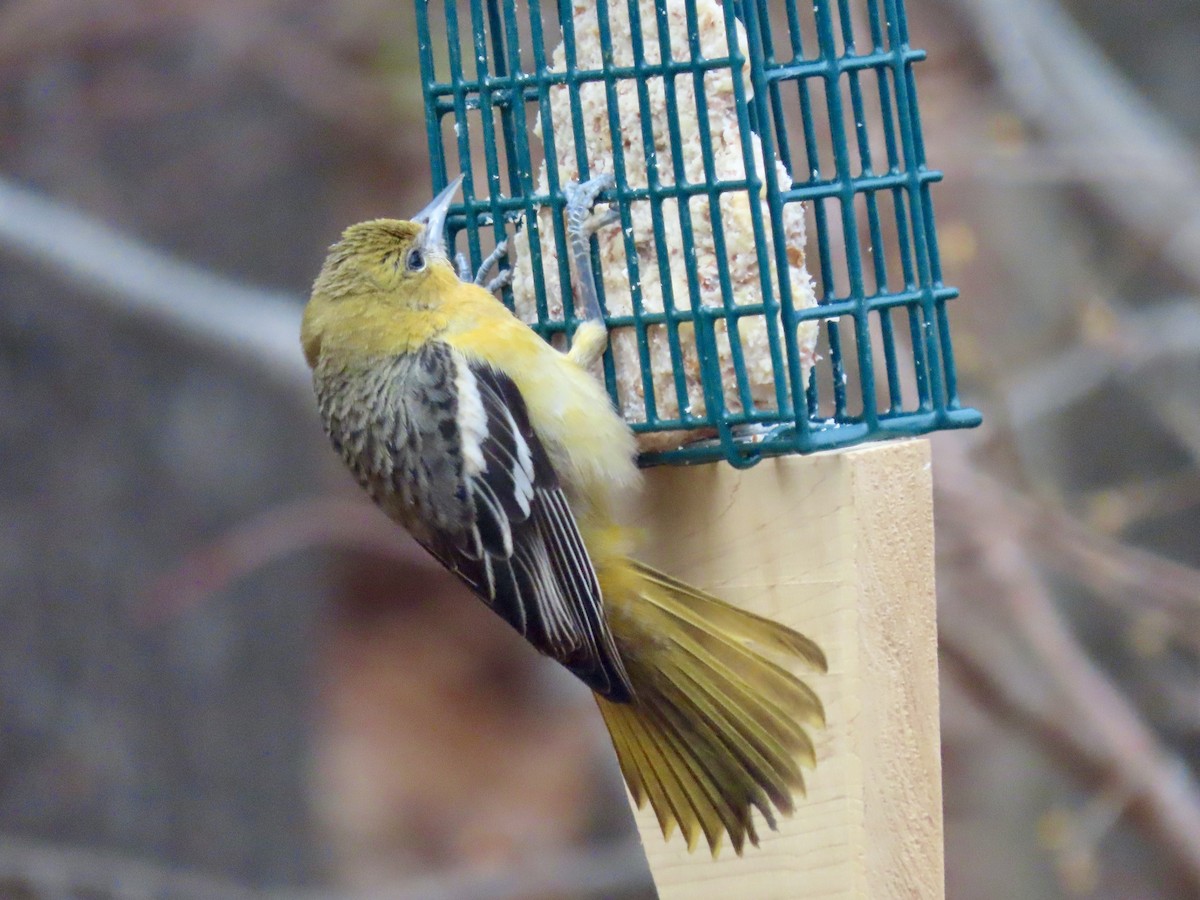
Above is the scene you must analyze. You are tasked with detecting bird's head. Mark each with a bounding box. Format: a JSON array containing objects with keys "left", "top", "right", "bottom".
[{"left": 302, "top": 176, "right": 463, "bottom": 368}]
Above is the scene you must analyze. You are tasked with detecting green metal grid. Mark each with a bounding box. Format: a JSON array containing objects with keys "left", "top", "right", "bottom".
[{"left": 414, "top": 0, "right": 981, "bottom": 468}]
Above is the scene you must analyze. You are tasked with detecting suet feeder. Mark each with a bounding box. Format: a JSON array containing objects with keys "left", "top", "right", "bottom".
[
  {"left": 413, "top": 0, "right": 975, "bottom": 895},
  {"left": 415, "top": 0, "right": 980, "bottom": 468}
]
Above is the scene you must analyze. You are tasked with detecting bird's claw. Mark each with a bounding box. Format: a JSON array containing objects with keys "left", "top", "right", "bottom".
[
  {"left": 473, "top": 239, "right": 510, "bottom": 293},
  {"left": 564, "top": 173, "right": 617, "bottom": 240}
]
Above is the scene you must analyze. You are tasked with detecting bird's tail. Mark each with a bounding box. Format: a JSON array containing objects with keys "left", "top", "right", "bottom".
[{"left": 594, "top": 554, "right": 827, "bottom": 857}]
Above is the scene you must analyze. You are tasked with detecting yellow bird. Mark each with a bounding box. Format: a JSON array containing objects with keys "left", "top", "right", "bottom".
[{"left": 300, "top": 176, "right": 826, "bottom": 855}]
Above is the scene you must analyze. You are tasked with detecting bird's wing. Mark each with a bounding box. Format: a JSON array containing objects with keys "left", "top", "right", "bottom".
[{"left": 396, "top": 341, "right": 633, "bottom": 702}]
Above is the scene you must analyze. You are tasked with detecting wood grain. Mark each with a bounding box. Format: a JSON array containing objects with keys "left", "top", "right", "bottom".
[{"left": 627, "top": 440, "right": 942, "bottom": 899}]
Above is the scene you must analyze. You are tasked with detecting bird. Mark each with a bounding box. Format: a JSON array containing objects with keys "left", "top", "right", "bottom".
[{"left": 300, "top": 175, "right": 827, "bottom": 856}]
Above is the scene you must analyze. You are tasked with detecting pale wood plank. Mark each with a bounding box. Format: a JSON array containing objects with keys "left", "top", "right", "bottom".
[{"left": 627, "top": 439, "right": 942, "bottom": 899}]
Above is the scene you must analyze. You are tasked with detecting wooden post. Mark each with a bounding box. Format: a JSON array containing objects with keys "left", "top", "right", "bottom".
[{"left": 627, "top": 439, "right": 942, "bottom": 899}]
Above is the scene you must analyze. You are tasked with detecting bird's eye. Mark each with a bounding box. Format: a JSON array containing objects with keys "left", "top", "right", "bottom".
[{"left": 406, "top": 248, "right": 426, "bottom": 272}]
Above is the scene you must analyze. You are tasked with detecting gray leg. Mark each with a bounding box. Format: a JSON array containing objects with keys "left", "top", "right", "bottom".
[
  {"left": 455, "top": 252, "right": 472, "bottom": 282},
  {"left": 563, "top": 173, "right": 618, "bottom": 326},
  {"left": 563, "top": 174, "right": 619, "bottom": 368}
]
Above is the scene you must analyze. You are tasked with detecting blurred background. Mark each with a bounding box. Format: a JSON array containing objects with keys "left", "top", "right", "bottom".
[{"left": 2, "top": 0, "right": 1200, "bottom": 897}]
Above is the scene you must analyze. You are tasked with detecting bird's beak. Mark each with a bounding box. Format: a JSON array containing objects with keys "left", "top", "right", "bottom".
[{"left": 411, "top": 174, "right": 464, "bottom": 257}]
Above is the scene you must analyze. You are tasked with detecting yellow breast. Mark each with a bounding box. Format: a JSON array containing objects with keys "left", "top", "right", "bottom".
[{"left": 442, "top": 283, "right": 641, "bottom": 524}]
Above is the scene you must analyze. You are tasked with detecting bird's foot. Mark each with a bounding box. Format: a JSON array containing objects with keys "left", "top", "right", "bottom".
[
  {"left": 563, "top": 174, "right": 619, "bottom": 364},
  {"left": 473, "top": 239, "right": 511, "bottom": 294},
  {"left": 483, "top": 268, "right": 513, "bottom": 295},
  {"left": 456, "top": 241, "right": 511, "bottom": 296},
  {"left": 564, "top": 173, "right": 619, "bottom": 244}
]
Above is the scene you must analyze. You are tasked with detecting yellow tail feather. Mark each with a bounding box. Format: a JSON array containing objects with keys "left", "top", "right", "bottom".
[{"left": 596, "top": 557, "right": 826, "bottom": 856}]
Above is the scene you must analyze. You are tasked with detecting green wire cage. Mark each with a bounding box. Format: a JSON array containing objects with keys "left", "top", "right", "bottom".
[{"left": 414, "top": 0, "right": 981, "bottom": 467}]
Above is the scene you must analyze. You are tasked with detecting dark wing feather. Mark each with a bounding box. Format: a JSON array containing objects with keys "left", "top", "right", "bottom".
[{"left": 401, "top": 343, "right": 633, "bottom": 702}]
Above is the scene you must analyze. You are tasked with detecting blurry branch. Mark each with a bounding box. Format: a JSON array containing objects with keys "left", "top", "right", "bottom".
[
  {"left": 1080, "top": 471, "right": 1200, "bottom": 536},
  {"left": 0, "top": 833, "right": 650, "bottom": 900},
  {"left": 999, "top": 293, "right": 1200, "bottom": 526},
  {"left": 1030, "top": 499, "right": 1200, "bottom": 649},
  {"left": 1003, "top": 298, "right": 1200, "bottom": 428},
  {"left": 950, "top": 0, "right": 1200, "bottom": 289},
  {"left": 1134, "top": 370, "right": 1200, "bottom": 470},
  {"left": 143, "top": 496, "right": 436, "bottom": 625},
  {"left": 947, "top": 148, "right": 1200, "bottom": 188},
  {"left": 0, "top": 834, "right": 264, "bottom": 900},
  {"left": 935, "top": 436, "right": 1200, "bottom": 887},
  {"left": 0, "top": 176, "right": 309, "bottom": 390}
]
